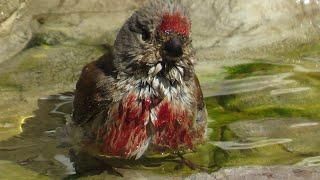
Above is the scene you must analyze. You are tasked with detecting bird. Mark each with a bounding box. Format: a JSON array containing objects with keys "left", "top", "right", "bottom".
[{"left": 72, "top": 0, "right": 207, "bottom": 161}]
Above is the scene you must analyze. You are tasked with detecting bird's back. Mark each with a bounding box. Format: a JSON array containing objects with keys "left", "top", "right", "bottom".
[{"left": 73, "top": 48, "right": 116, "bottom": 126}]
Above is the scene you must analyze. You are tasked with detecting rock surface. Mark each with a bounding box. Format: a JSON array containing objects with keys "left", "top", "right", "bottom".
[
  {"left": 187, "top": 166, "right": 320, "bottom": 180},
  {"left": 184, "top": 0, "right": 320, "bottom": 59},
  {"left": 1, "top": 0, "right": 320, "bottom": 63},
  {"left": 0, "top": 0, "right": 31, "bottom": 63},
  {"left": 0, "top": 0, "right": 145, "bottom": 63}
]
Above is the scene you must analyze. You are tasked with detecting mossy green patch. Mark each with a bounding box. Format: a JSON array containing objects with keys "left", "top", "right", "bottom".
[
  {"left": 202, "top": 55, "right": 320, "bottom": 168},
  {"left": 225, "top": 62, "right": 293, "bottom": 79},
  {"left": 0, "top": 45, "right": 106, "bottom": 91},
  {"left": 292, "top": 72, "right": 320, "bottom": 89},
  {"left": 279, "top": 42, "right": 320, "bottom": 60},
  {"left": 0, "top": 73, "right": 23, "bottom": 91},
  {"left": 0, "top": 161, "right": 49, "bottom": 180},
  {"left": 219, "top": 145, "right": 302, "bottom": 167},
  {"left": 27, "top": 31, "right": 69, "bottom": 47}
]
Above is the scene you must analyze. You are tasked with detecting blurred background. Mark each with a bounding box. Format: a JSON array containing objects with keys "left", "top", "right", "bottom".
[{"left": 0, "top": 0, "right": 320, "bottom": 179}]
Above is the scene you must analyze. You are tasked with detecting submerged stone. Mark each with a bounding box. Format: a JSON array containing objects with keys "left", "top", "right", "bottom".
[{"left": 227, "top": 118, "right": 320, "bottom": 154}]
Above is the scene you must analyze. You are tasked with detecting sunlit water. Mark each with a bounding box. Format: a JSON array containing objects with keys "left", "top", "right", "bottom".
[{"left": 1, "top": 44, "right": 320, "bottom": 179}]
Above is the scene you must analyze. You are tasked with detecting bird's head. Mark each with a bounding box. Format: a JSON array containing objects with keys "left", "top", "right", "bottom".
[{"left": 114, "top": 0, "right": 195, "bottom": 84}]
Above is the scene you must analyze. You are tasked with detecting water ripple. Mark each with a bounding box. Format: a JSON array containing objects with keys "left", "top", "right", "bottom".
[
  {"left": 271, "top": 87, "right": 311, "bottom": 96},
  {"left": 210, "top": 138, "right": 293, "bottom": 150},
  {"left": 296, "top": 156, "right": 320, "bottom": 167},
  {"left": 204, "top": 73, "right": 295, "bottom": 97}
]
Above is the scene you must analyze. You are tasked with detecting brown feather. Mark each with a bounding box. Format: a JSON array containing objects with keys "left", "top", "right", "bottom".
[{"left": 73, "top": 49, "right": 117, "bottom": 125}]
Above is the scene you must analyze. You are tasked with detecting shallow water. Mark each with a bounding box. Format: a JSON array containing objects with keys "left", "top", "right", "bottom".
[{"left": 1, "top": 43, "right": 320, "bottom": 178}]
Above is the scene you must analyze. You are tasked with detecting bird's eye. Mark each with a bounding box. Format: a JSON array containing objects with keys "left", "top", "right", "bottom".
[
  {"left": 131, "top": 21, "right": 152, "bottom": 42},
  {"left": 141, "top": 29, "right": 151, "bottom": 41}
]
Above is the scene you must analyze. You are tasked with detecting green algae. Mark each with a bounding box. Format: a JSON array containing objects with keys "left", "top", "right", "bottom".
[
  {"left": 218, "top": 145, "right": 302, "bottom": 167},
  {"left": 201, "top": 49, "right": 320, "bottom": 168},
  {"left": 0, "top": 161, "right": 49, "bottom": 180},
  {"left": 0, "top": 45, "right": 106, "bottom": 90},
  {"left": 0, "top": 44, "right": 106, "bottom": 148},
  {"left": 225, "top": 62, "right": 293, "bottom": 79},
  {"left": 278, "top": 42, "right": 320, "bottom": 60}
]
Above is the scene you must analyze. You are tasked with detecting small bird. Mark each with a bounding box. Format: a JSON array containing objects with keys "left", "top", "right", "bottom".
[{"left": 73, "top": 0, "right": 207, "bottom": 160}]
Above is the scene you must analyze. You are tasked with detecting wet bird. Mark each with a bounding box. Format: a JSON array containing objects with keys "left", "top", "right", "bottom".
[{"left": 72, "top": 0, "right": 207, "bottom": 161}]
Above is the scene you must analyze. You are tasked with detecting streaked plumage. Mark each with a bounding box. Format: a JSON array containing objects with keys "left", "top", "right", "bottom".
[{"left": 73, "top": 0, "right": 207, "bottom": 159}]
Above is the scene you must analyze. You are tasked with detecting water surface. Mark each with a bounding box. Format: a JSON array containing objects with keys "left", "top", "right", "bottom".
[{"left": 0, "top": 43, "right": 320, "bottom": 179}]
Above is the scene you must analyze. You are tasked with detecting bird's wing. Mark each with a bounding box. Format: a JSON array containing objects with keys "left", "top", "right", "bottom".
[
  {"left": 193, "top": 75, "right": 207, "bottom": 124},
  {"left": 193, "top": 75, "right": 205, "bottom": 110},
  {"left": 72, "top": 50, "right": 117, "bottom": 125}
]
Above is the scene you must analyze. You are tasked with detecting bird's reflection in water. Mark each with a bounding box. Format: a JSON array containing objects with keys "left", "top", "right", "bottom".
[{"left": 0, "top": 93, "right": 74, "bottom": 178}]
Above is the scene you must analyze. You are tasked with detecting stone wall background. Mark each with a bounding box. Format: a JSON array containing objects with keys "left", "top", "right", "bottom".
[
  {"left": 0, "top": 1, "right": 320, "bottom": 179},
  {"left": 0, "top": 0, "right": 320, "bottom": 63}
]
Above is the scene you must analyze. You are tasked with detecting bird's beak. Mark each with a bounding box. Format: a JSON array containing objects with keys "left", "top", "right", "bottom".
[{"left": 163, "top": 36, "right": 183, "bottom": 61}]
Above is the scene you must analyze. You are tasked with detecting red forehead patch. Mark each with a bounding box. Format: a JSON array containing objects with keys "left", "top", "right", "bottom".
[{"left": 158, "top": 13, "right": 190, "bottom": 37}]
